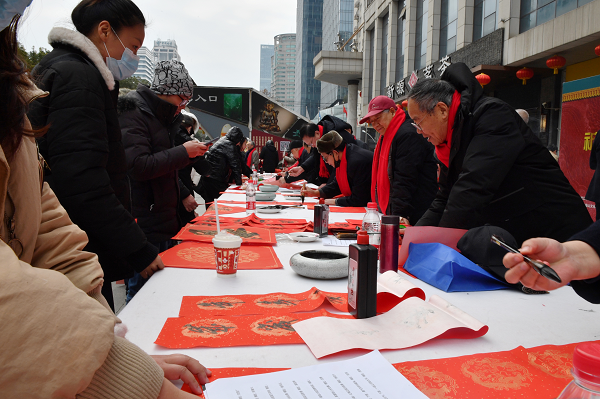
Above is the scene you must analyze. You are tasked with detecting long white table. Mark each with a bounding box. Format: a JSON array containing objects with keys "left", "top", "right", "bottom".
[{"left": 118, "top": 188, "right": 599, "bottom": 371}]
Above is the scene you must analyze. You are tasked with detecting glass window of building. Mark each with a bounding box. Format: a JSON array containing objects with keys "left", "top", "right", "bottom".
[
  {"left": 414, "top": 0, "right": 428, "bottom": 70},
  {"left": 473, "top": 0, "right": 497, "bottom": 40},
  {"left": 380, "top": 14, "right": 389, "bottom": 95},
  {"left": 369, "top": 28, "right": 375, "bottom": 100},
  {"left": 439, "top": 0, "right": 458, "bottom": 57},
  {"left": 519, "top": 0, "right": 591, "bottom": 33},
  {"left": 395, "top": 1, "right": 406, "bottom": 81}
]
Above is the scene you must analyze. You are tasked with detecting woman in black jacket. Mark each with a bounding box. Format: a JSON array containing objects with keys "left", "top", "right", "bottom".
[
  {"left": 259, "top": 140, "right": 280, "bottom": 173},
  {"left": 28, "top": 0, "right": 162, "bottom": 310}
]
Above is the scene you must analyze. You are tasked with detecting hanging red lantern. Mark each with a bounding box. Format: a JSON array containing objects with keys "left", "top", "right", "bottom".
[
  {"left": 401, "top": 100, "right": 408, "bottom": 109},
  {"left": 546, "top": 55, "right": 566, "bottom": 74},
  {"left": 595, "top": 44, "right": 600, "bottom": 57},
  {"left": 475, "top": 73, "right": 491, "bottom": 88},
  {"left": 516, "top": 67, "right": 534, "bottom": 85}
]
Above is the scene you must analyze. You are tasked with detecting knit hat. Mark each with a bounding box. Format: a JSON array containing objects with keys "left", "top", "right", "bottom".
[
  {"left": 316, "top": 131, "right": 344, "bottom": 153},
  {"left": 150, "top": 60, "right": 194, "bottom": 97},
  {"left": 288, "top": 140, "right": 304, "bottom": 151}
]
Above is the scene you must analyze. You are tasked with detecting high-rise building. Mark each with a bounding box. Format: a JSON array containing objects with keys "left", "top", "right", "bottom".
[
  {"left": 133, "top": 46, "right": 154, "bottom": 84},
  {"left": 260, "top": 44, "right": 274, "bottom": 94},
  {"left": 320, "top": 0, "right": 354, "bottom": 108},
  {"left": 271, "top": 34, "right": 297, "bottom": 110},
  {"left": 152, "top": 39, "right": 181, "bottom": 64},
  {"left": 295, "top": 0, "right": 323, "bottom": 118}
]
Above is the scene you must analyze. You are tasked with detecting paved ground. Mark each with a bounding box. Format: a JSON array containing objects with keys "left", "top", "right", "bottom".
[{"left": 114, "top": 191, "right": 206, "bottom": 315}]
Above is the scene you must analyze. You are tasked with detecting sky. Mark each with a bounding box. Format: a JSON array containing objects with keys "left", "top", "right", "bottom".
[{"left": 17, "top": 0, "right": 298, "bottom": 90}]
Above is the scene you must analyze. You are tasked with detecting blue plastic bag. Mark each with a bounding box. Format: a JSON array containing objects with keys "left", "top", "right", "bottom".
[{"left": 404, "top": 242, "right": 510, "bottom": 292}]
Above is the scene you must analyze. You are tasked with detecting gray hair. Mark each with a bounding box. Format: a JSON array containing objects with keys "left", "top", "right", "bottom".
[
  {"left": 408, "top": 79, "right": 455, "bottom": 114},
  {"left": 248, "top": 140, "right": 255, "bottom": 147}
]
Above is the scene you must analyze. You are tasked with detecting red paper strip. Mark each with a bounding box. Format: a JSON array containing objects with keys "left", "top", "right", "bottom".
[
  {"left": 179, "top": 288, "right": 349, "bottom": 317},
  {"left": 306, "top": 204, "right": 366, "bottom": 213},
  {"left": 173, "top": 225, "right": 277, "bottom": 245},
  {"left": 204, "top": 204, "right": 247, "bottom": 215},
  {"left": 160, "top": 242, "right": 283, "bottom": 270},
  {"left": 155, "top": 310, "right": 352, "bottom": 349}
]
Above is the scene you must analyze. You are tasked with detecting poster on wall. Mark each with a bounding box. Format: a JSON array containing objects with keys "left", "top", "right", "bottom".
[
  {"left": 252, "top": 130, "right": 290, "bottom": 155},
  {"left": 251, "top": 92, "right": 298, "bottom": 137},
  {"left": 560, "top": 74, "right": 600, "bottom": 220},
  {"left": 189, "top": 87, "right": 250, "bottom": 124}
]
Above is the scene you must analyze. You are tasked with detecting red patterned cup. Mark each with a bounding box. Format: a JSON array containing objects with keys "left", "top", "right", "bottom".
[{"left": 212, "top": 231, "right": 243, "bottom": 277}]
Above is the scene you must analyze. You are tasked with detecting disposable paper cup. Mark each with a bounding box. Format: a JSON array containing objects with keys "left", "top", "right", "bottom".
[{"left": 212, "top": 231, "right": 243, "bottom": 277}]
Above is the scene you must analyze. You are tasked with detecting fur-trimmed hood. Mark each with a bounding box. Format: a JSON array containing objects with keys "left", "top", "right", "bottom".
[{"left": 47, "top": 27, "right": 115, "bottom": 90}]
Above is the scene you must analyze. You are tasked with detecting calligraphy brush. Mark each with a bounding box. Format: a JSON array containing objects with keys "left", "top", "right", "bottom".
[{"left": 301, "top": 183, "right": 306, "bottom": 205}]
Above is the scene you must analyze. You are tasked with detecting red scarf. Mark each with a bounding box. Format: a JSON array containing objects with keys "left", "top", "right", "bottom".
[
  {"left": 317, "top": 125, "right": 330, "bottom": 179},
  {"left": 435, "top": 91, "right": 461, "bottom": 168},
  {"left": 371, "top": 106, "right": 406, "bottom": 214},
  {"left": 336, "top": 147, "right": 351, "bottom": 196},
  {"left": 246, "top": 147, "right": 256, "bottom": 167}
]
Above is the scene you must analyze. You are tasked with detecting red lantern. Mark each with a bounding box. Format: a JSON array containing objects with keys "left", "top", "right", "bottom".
[
  {"left": 546, "top": 55, "right": 566, "bottom": 74},
  {"left": 595, "top": 44, "right": 600, "bottom": 57},
  {"left": 401, "top": 100, "right": 408, "bottom": 109},
  {"left": 516, "top": 67, "right": 534, "bottom": 85},
  {"left": 475, "top": 73, "right": 491, "bottom": 88}
]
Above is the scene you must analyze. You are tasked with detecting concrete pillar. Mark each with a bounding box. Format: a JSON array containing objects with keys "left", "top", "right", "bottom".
[{"left": 348, "top": 80, "right": 359, "bottom": 138}]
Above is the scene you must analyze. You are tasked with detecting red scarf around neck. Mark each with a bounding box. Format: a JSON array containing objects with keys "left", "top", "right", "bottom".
[
  {"left": 246, "top": 147, "right": 256, "bottom": 167},
  {"left": 371, "top": 106, "right": 406, "bottom": 214},
  {"left": 290, "top": 146, "right": 304, "bottom": 168},
  {"left": 435, "top": 91, "right": 461, "bottom": 168},
  {"left": 317, "top": 125, "right": 330, "bottom": 179},
  {"left": 336, "top": 146, "right": 351, "bottom": 197}
]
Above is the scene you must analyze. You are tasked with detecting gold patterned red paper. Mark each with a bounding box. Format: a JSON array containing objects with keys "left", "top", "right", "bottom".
[
  {"left": 172, "top": 224, "right": 276, "bottom": 245},
  {"left": 160, "top": 242, "right": 283, "bottom": 270},
  {"left": 179, "top": 288, "right": 349, "bottom": 317},
  {"left": 155, "top": 310, "right": 352, "bottom": 349},
  {"left": 204, "top": 204, "right": 247, "bottom": 215}
]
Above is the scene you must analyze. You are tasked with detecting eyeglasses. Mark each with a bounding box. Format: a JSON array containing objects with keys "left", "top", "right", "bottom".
[
  {"left": 411, "top": 114, "right": 429, "bottom": 132},
  {"left": 178, "top": 95, "right": 191, "bottom": 107},
  {"left": 321, "top": 152, "right": 332, "bottom": 162}
]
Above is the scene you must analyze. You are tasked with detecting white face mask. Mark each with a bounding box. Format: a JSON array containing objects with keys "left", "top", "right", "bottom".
[{"left": 104, "top": 28, "right": 140, "bottom": 81}]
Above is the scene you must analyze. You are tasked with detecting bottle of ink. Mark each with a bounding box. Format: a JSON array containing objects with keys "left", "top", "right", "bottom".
[
  {"left": 348, "top": 230, "right": 378, "bottom": 319},
  {"left": 379, "top": 215, "right": 400, "bottom": 273},
  {"left": 313, "top": 198, "right": 329, "bottom": 237}
]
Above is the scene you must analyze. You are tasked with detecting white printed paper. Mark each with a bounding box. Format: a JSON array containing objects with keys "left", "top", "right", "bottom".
[
  {"left": 204, "top": 351, "right": 427, "bottom": 399},
  {"left": 322, "top": 237, "right": 356, "bottom": 246}
]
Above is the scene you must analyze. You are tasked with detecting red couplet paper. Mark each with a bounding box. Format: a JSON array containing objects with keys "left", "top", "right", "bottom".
[
  {"left": 204, "top": 204, "right": 247, "bottom": 215},
  {"left": 160, "top": 242, "right": 283, "bottom": 270},
  {"left": 179, "top": 288, "right": 349, "bottom": 317},
  {"left": 155, "top": 310, "right": 352, "bottom": 349},
  {"left": 305, "top": 204, "right": 366, "bottom": 213},
  {"left": 172, "top": 225, "right": 277, "bottom": 245}
]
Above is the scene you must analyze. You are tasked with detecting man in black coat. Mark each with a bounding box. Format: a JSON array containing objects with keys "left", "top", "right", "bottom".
[
  {"left": 119, "top": 60, "right": 207, "bottom": 301},
  {"left": 361, "top": 96, "right": 438, "bottom": 224},
  {"left": 195, "top": 126, "right": 247, "bottom": 203},
  {"left": 259, "top": 140, "right": 280, "bottom": 173},
  {"left": 302, "top": 131, "right": 373, "bottom": 207},
  {"left": 276, "top": 141, "right": 319, "bottom": 185},
  {"left": 408, "top": 62, "right": 592, "bottom": 244},
  {"left": 585, "top": 131, "right": 600, "bottom": 220}
]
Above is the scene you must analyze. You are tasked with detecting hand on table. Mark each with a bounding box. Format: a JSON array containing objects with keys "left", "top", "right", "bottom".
[
  {"left": 288, "top": 166, "right": 304, "bottom": 177},
  {"left": 151, "top": 354, "right": 212, "bottom": 396},
  {"left": 182, "top": 194, "right": 198, "bottom": 212},
  {"left": 183, "top": 141, "right": 208, "bottom": 158},
  {"left": 503, "top": 238, "right": 600, "bottom": 292},
  {"left": 301, "top": 188, "right": 320, "bottom": 197},
  {"left": 141, "top": 255, "right": 165, "bottom": 279},
  {"left": 324, "top": 199, "right": 336, "bottom": 205}
]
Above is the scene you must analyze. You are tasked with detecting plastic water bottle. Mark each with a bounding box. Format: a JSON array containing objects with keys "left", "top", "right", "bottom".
[
  {"left": 246, "top": 181, "right": 256, "bottom": 214},
  {"left": 251, "top": 166, "right": 258, "bottom": 186},
  {"left": 362, "top": 202, "right": 381, "bottom": 246},
  {"left": 556, "top": 342, "right": 600, "bottom": 399}
]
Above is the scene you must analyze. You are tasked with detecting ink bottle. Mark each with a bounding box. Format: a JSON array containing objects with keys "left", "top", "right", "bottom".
[
  {"left": 348, "top": 230, "right": 378, "bottom": 319},
  {"left": 313, "top": 198, "right": 329, "bottom": 237},
  {"left": 379, "top": 215, "right": 400, "bottom": 273}
]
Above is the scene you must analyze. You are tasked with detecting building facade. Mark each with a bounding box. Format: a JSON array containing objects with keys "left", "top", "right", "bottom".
[
  {"left": 260, "top": 44, "right": 275, "bottom": 94},
  {"left": 152, "top": 39, "right": 181, "bottom": 64},
  {"left": 320, "top": 0, "right": 355, "bottom": 108},
  {"left": 132, "top": 46, "right": 154, "bottom": 84},
  {"left": 295, "top": 0, "right": 324, "bottom": 118},
  {"left": 348, "top": 0, "right": 600, "bottom": 146},
  {"left": 271, "top": 34, "right": 297, "bottom": 110}
]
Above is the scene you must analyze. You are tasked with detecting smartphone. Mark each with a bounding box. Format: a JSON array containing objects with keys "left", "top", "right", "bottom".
[
  {"left": 491, "top": 235, "right": 562, "bottom": 283},
  {"left": 203, "top": 137, "right": 220, "bottom": 147}
]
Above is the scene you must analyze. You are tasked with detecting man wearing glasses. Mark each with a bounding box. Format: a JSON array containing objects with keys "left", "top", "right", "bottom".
[
  {"left": 360, "top": 95, "right": 437, "bottom": 224},
  {"left": 119, "top": 60, "right": 208, "bottom": 300},
  {"left": 407, "top": 62, "right": 592, "bottom": 244},
  {"left": 301, "top": 131, "right": 373, "bottom": 206}
]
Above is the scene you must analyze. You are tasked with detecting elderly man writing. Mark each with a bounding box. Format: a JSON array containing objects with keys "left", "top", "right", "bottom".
[
  {"left": 361, "top": 96, "right": 438, "bottom": 224},
  {"left": 301, "top": 131, "right": 373, "bottom": 206},
  {"left": 408, "top": 62, "right": 592, "bottom": 244}
]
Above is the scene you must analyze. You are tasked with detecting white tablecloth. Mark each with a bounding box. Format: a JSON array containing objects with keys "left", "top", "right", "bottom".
[{"left": 118, "top": 189, "right": 599, "bottom": 369}]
